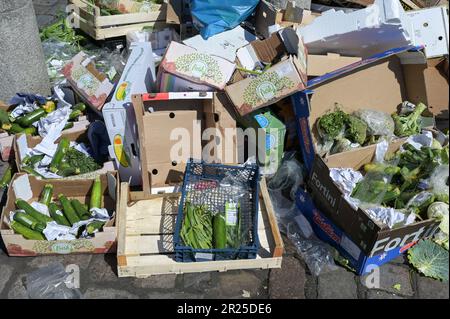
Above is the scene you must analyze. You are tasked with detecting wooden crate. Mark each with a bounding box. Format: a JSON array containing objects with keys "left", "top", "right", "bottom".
[
  {"left": 117, "top": 178, "right": 284, "bottom": 278},
  {"left": 69, "top": 0, "right": 169, "bottom": 40}
]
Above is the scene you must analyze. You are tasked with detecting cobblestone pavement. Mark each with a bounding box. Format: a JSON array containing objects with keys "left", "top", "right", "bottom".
[{"left": 0, "top": 0, "right": 448, "bottom": 300}]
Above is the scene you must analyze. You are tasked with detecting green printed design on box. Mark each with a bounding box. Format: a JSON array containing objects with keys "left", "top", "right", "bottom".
[
  {"left": 243, "top": 72, "right": 295, "bottom": 108},
  {"left": 71, "top": 66, "right": 100, "bottom": 96},
  {"left": 253, "top": 111, "right": 286, "bottom": 167},
  {"left": 175, "top": 53, "right": 224, "bottom": 84},
  {"left": 33, "top": 239, "right": 95, "bottom": 254}
]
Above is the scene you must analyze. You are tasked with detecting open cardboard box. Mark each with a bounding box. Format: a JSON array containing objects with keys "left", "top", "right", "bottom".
[
  {"left": 157, "top": 41, "right": 236, "bottom": 92},
  {"left": 0, "top": 172, "right": 119, "bottom": 256},
  {"left": 292, "top": 45, "right": 439, "bottom": 173},
  {"left": 14, "top": 129, "right": 115, "bottom": 179},
  {"left": 306, "top": 138, "right": 440, "bottom": 258},
  {"left": 225, "top": 27, "right": 308, "bottom": 116},
  {"left": 131, "top": 92, "right": 242, "bottom": 194}
]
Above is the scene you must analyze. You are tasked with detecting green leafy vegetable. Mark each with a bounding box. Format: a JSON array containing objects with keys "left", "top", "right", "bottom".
[
  {"left": 345, "top": 115, "right": 368, "bottom": 145},
  {"left": 64, "top": 148, "right": 101, "bottom": 174},
  {"left": 318, "top": 107, "right": 348, "bottom": 140},
  {"left": 40, "top": 16, "right": 85, "bottom": 48},
  {"left": 392, "top": 103, "right": 427, "bottom": 137},
  {"left": 408, "top": 240, "right": 449, "bottom": 281}
]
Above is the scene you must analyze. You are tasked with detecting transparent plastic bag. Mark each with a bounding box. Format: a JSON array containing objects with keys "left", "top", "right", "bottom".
[
  {"left": 353, "top": 109, "right": 395, "bottom": 137},
  {"left": 26, "top": 263, "right": 81, "bottom": 299},
  {"left": 287, "top": 222, "right": 337, "bottom": 276},
  {"left": 429, "top": 165, "right": 449, "bottom": 203}
]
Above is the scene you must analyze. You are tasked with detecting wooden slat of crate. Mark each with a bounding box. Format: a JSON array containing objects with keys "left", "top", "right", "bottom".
[
  {"left": 70, "top": 0, "right": 167, "bottom": 27},
  {"left": 117, "top": 178, "right": 284, "bottom": 278}
]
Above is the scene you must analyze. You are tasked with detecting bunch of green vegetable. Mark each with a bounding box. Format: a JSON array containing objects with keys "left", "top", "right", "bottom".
[
  {"left": 316, "top": 102, "right": 432, "bottom": 156},
  {"left": 0, "top": 102, "right": 85, "bottom": 137},
  {"left": 40, "top": 16, "right": 85, "bottom": 48},
  {"left": 180, "top": 201, "right": 243, "bottom": 250},
  {"left": 10, "top": 178, "right": 105, "bottom": 240},
  {"left": 351, "top": 137, "right": 449, "bottom": 219}
]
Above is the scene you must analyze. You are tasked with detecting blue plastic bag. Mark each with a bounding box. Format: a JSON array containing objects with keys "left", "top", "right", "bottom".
[{"left": 191, "top": 0, "right": 260, "bottom": 39}]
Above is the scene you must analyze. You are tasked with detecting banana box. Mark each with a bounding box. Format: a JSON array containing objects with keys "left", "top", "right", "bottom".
[{"left": 103, "top": 42, "right": 156, "bottom": 186}]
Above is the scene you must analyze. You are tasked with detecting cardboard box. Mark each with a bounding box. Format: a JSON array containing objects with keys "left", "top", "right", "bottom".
[
  {"left": 14, "top": 129, "right": 115, "bottom": 179},
  {"left": 132, "top": 92, "right": 241, "bottom": 193},
  {"left": 254, "top": 0, "right": 317, "bottom": 39},
  {"left": 103, "top": 42, "right": 156, "bottom": 187},
  {"left": 225, "top": 28, "right": 308, "bottom": 116},
  {"left": 157, "top": 41, "right": 236, "bottom": 92},
  {"left": 292, "top": 45, "right": 438, "bottom": 173},
  {"left": 306, "top": 139, "right": 440, "bottom": 263},
  {"left": 307, "top": 53, "right": 362, "bottom": 77},
  {"left": 0, "top": 172, "right": 118, "bottom": 256},
  {"left": 295, "top": 186, "right": 439, "bottom": 275},
  {"left": 62, "top": 52, "right": 115, "bottom": 112}
]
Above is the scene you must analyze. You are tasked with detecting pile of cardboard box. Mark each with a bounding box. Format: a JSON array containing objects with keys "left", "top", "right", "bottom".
[{"left": 0, "top": 0, "right": 448, "bottom": 277}]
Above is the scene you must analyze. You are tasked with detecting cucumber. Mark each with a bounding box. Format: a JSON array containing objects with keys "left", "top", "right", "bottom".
[
  {"left": 86, "top": 220, "right": 105, "bottom": 235},
  {"left": 89, "top": 177, "right": 102, "bottom": 209},
  {"left": 10, "top": 220, "right": 45, "bottom": 240},
  {"left": 16, "top": 108, "right": 46, "bottom": 127},
  {"left": 58, "top": 194, "right": 80, "bottom": 226},
  {"left": 72, "top": 103, "right": 86, "bottom": 112},
  {"left": 39, "top": 184, "right": 54, "bottom": 206},
  {"left": 71, "top": 199, "right": 91, "bottom": 220},
  {"left": 13, "top": 211, "right": 46, "bottom": 233},
  {"left": 23, "top": 154, "right": 45, "bottom": 166},
  {"left": 0, "top": 166, "right": 13, "bottom": 188},
  {"left": 15, "top": 199, "right": 53, "bottom": 224},
  {"left": 2, "top": 123, "right": 25, "bottom": 134},
  {"left": 69, "top": 110, "right": 82, "bottom": 121},
  {"left": 48, "top": 202, "right": 71, "bottom": 226},
  {"left": 49, "top": 137, "right": 70, "bottom": 173},
  {"left": 213, "top": 213, "right": 227, "bottom": 249}
]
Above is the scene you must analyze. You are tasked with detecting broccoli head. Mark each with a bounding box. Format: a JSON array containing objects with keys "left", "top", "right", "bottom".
[
  {"left": 392, "top": 103, "right": 427, "bottom": 137},
  {"left": 345, "top": 115, "right": 368, "bottom": 145}
]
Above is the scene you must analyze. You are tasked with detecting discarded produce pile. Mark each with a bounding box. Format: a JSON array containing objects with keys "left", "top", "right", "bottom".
[
  {"left": 0, "top": 0, "right": 448, "bottom": 285},
  {"left": 9, "top": 177, "right": 111, "bottom": 241}
]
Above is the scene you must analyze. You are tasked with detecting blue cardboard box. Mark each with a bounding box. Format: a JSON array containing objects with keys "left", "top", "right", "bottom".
[{"left": 295, "top": 187, "right": 440, "bottom": 275}]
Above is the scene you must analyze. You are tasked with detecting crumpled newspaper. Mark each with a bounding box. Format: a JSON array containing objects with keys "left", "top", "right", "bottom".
[
  {"left": 403, "top": 131, "right": 433, "bottom": 151},
  {"left": 329, "top": 168, "right": 363, "bottom": 196},
  {"left": 36, "top": 106, "right": 71, "bottom": 137},
  {"left": 365, "top": 206, "right": 416, "bottom": 229}
]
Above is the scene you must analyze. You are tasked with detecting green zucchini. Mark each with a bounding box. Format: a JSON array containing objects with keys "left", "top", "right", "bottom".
[
  {"left": 0, "top": 109, "right": 10, "bottom": 126},
  {"left": 10, "top": 220, "right": 45, "bottom": 240},
  {"left": 213, "top": 213, "right": 227, "bottom": 249},
  {"left": 63, "top": 122, "right": 74, "bottom": 130},
  {"left": 58, "top": 194, "right": 80, "bottom": 225},
  {"left": 57, "top": 167, "right": 80, "bottom": 177},
  {"left": 16, "top": 108, "right": 46, "bottom": 127},
  {"left": 49, "top": 137, "right": 70, "bottom": 173},
  {"left": 23, "top": 154, "right": 45, "bottom": 166},
  {"left": 21, "top": 165, "right": 46, "bottom": 178},
  {"left": 15, "top": 199, "right": 53, "bottom": 224},
  {"left": 89, "top": 177, "right": 102, "bottom": 209},
  {"left": 71, "top": 199, "right": 91, "bottom": 220},
  {"left": 86, "top": 220, "right": 105, "bottom": 235},
  {"left": 69, "top": 110, "right": 82, "bottom": 120},
  {"left": 13, "top": 211, "right": 46, "bottom": 232},
  {"left": 48, "top": 202, "right": 71, "bottom": 226},
  {"left": 2, "top": 123, "right": 25, "bottom": 134},
  {"left": 24, "top": 126, "right": 37, "bottom": 135},
  {"left": 0, "top": 166, "right": 13, "bottom": 188},
  {"left": 72, "top": 103, "right": 86, "bottom": 112},
  {"left": 39, "top": 184, "right": 53, "bottom": 206}
]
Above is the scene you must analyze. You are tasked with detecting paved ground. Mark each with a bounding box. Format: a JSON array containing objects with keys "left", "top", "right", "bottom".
[{"left": 0, "top": 0, "right": 448, "bottom": 300}]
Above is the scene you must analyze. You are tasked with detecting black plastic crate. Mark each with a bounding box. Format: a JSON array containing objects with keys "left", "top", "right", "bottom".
[{"left": 173, "top": 160, "right": 260, "bottom": 262}]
